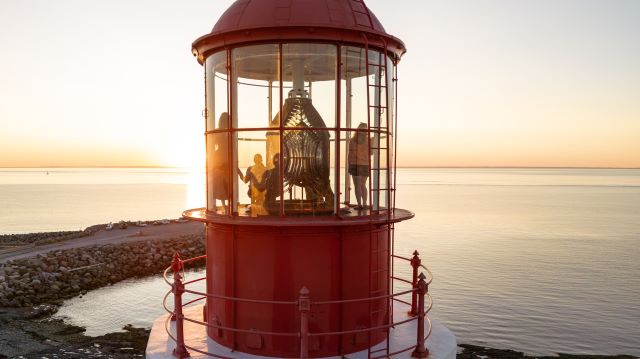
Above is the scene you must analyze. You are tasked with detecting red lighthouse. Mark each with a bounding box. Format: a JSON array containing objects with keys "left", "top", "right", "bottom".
[{"left": 147, "top": 1, "right": 456, "bottom": 358}]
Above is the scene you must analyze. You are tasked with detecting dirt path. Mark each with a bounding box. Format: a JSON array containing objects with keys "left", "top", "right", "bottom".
[{"left": 0, "top": 221, "right": 204, "bottom": 264}]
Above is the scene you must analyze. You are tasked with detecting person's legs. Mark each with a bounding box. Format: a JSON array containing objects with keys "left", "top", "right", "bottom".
[
  {"left": 352, "top": 175, "right": 362, "bottom": 207},
  {"left": 358, "top": 176, "right": 368, "bottom": 207}
]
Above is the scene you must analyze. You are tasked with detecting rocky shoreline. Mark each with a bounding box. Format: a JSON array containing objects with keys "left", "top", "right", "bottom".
[
  {"left": 457, "top": 345, "right": 636, "bottom": 359},
  {"left": 0, "top": 305, "right": 150, "bottom": 358},
  {"left": 0, "top": 226, "right": 205, "bottom": 358},
  {"left": 0, "top": 234, "right": 204, "bottom": 307},
  {"left": 0, "top": 225, "right": 103, "bottom": 247}
]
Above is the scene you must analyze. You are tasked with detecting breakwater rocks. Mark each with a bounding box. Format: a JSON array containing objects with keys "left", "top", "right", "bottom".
[
  {"left": 0, "top": 234, "right": 205, "bottom": 307},
  {"left": 0, "top": 306, "right": 150, "bottom": 358},
  {"left": 0, "top": 225, "right": 103, "bottom": 246},
  {"left": 457, "top": 344, "right": 638, "bottom": 359}
]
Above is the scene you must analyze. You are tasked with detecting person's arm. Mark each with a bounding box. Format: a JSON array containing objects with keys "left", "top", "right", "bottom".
[
  {"left": 254, "top": 171, "right": 268, "bottom": 191},
  {"left": 246, "top": 170, "right": 256, "bottom": 185}
]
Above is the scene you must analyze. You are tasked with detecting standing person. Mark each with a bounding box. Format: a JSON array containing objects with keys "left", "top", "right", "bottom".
[
  {"left": 211, "top": 112, "right": 230, "bottom": 211},
  {"left": 348, "top": 123, "right": 371, "bottom": 210},
  {"left": 239, "top": 153, "right": 267, "bottom": 206}
]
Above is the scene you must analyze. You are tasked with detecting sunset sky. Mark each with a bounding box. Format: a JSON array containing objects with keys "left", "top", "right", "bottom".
[{"left": 0, "top": 0, "right": 639, "bottom": 168}]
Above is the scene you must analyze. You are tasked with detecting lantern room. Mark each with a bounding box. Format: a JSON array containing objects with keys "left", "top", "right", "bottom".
[
  {"left": 146, "top": 1, "right": 456, "bottom": 359},
  {"left": 202, "top": 44, "right": 392, "bottom": 217},
  {"left": 195, "top": 16, "right": 403, "bottom": 218}
]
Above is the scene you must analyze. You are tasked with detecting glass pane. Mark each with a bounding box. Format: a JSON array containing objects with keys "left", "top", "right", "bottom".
[
  {"left": 282, "top": 43, "right": 336, "bottom": 128},
  {"left": 387, "top": 57, "right": 395, "bottom": 138},
  {"left": 382, "top": 168, "right": 389, "bottom": 194},
  {"left": 232, "top": 45, "right": 280, "bottom": 130},
  {"left": 234, "top": 130, "right": 279, "bottom": 216},
  {"left": 339, "top": 130, "right": 350, "bottom": 212},
  {"left": 372, "top": 168, "right": 389, "bottom": 193},
  {"left": 368, "top": 49, "right": 383, "bottom": 66},
  {"left": 375, "top": 189, "right": 389, "bottom": 210},
  {"left": 388, "top": 59, "right": 396, "bottom": 209},
  {"left": 282, "top": 128, "right": 335, "bottom": 215},
  {"left": 340, "top": 46, "right": 367, "bottom": 130},
  {"left": 369, "top": 107, "right": 388, "bottom": 130},
  {"left": 205, "top": 52, "right": 228, "bottom": 131},
  {"left": 367, "top": 52, "right": 387, "bottom": 132},
  {"left": 206, "top": 131, "right": 230, "bottom": 214},
  {"left": 389, "top": 150, "right": 394, "bottom": 209},
  {"left": 378, "top": 144, "right": 389, "bottom": 170},
  {"left": 370, "top": 127, "right": 381, "bottom": 211}
]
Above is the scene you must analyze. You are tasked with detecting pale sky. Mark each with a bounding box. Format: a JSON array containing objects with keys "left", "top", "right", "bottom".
[{"left": 0, "top": 0, "right": 639, "bottom": 168}]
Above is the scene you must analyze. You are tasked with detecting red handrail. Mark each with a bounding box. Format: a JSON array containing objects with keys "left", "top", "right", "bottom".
[
  {"left": 162, "top": 250, "right": 434, "bottom": 358},
  {"left": 313, "top": 288, "right": 415, "bottom": 305}
]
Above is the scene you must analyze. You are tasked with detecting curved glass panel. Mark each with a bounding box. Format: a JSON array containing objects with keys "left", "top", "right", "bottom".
[
  {"left": 387, "top": 57, "right": 396, "bottom": 210},
  {"left": 232, "top": 45, "right": 280, "bottom": 130},
  {"left": 340, "top": 46, "right": 368, "bottom": 130},
  {"left": 205, "top": 52, "right": 228, "bottom": 131},
  {"left": 206, "top": 130, "right": 230, "bottom": 214},
  {"left": 277, "top": 43, "right": 337, "bottom": 215},
  {"left": 282, "top": 44, "right": 337, "bottom": 128},
  {"left": 234, "top": 130, "right": 280, "bottom": 216},
  {"left": 367, "top": 49, "right": 388, "bottom": 212},
  {"left": 339, "top": 46, "right": 392, "bottom": 213},
  {"left": 205, "top": 52, "right": 230, "bottom": 213}
]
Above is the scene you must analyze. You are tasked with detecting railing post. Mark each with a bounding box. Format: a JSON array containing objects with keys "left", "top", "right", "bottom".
[
  {"left": 411, "top": 272, "right": 429, "bottom": 358},
  {"left": 409, "top": 250, "right": 421, "bottom": 316},
  {"left": 171, "top": 253, "right": 190, "bottom": 358},
  {"left": 299, "top": 286, "right": 310, "bottom": 359}
]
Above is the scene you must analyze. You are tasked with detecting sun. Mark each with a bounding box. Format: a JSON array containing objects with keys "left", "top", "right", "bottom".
[{"left": 157, "top": 136, "right": 206, "bottom": 171}]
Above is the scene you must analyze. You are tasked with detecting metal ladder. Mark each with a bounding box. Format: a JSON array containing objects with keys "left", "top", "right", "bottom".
[
  {"left": 366, "top": 45, "right": 391, "bottom": 359},
  {"left": 367, "top": 48, "right": 389, "bottom": 213}
]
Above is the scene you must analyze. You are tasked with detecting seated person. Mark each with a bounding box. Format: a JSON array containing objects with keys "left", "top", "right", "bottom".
[{"left": 254, "top": 154, "right": 281, "bottom": 214}]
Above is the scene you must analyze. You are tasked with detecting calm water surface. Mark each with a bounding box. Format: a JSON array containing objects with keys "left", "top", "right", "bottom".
[
  {"left": 2, "top": 168, "right": 639, "bottom": 355},
  {"left": 0, "top": 168, "right": 203, "bottom": 234}
]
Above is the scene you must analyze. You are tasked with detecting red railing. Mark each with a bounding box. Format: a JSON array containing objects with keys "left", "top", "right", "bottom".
[{"left": 162, "top": 251, "right": 433, "bottom": 358}]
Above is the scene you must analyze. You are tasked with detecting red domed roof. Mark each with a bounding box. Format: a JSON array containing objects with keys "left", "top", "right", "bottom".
[
  {"left": 212, "top": 0, "right": 387, "bottom": 36},
  {"left": 192, "top": 0, "right": 406, "bottom": 63}
]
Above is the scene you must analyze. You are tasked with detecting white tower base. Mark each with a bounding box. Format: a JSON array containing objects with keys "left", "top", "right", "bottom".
[{"left": 146, "top": 304, "right": 456, "bottom": 359}]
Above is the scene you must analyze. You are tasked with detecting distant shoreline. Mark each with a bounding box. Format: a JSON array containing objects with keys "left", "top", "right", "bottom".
[{"left": 1, "top": 165, "right": 639, "bottom": 170}]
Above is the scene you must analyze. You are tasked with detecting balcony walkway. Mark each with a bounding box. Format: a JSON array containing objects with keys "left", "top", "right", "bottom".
[{"left": 146, "top": 303, "right": 457, "bottom": 359}]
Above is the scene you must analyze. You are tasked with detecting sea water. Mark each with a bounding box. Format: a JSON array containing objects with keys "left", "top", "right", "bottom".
[
  {"left": 2, "top": 168, "right": 639, "bottom": 355},
  {"left": 0, "top": 168, "right": 203, "bottom": 234}
]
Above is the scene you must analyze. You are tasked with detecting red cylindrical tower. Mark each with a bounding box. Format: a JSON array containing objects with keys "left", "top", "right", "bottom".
[{"left": 184, "top": 1, "right": 412, "bottom": 357}]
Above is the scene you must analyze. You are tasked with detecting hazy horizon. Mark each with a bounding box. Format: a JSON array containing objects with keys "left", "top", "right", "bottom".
[{"left": 1, "top": 165, "right": 639, "bottom": 170}]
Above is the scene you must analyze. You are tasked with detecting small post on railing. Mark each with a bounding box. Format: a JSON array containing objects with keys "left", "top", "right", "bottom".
[
  {"left": 299, "top": 286, "right": 310, "bottom": 359},
  {"left": 411, "top": 272, "right": 429, "bottom": 358},
  {"left": 171, "top": 253, "right": 190, "bottom": 358},
  {"left": 409, "top": 250, "right": 421, "bottom": 316}
]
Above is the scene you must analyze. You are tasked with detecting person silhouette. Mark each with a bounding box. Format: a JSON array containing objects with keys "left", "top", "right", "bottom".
[
  {"left": 255, "top": 154, "right": 281, "bottom": 214},
  {"left": 348, "top": 123, "right": 371, "bottom": 210},
  {"left": 240, "top": 153, "right": 267, "bottom": 206},
  {"left": 211, "top": 112, "right": 230, "bottom": 211}
]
